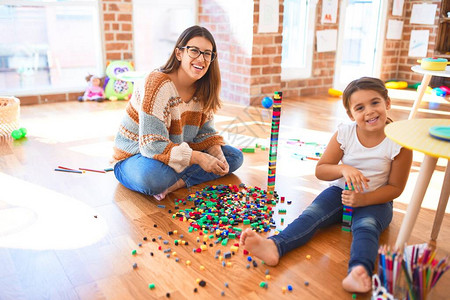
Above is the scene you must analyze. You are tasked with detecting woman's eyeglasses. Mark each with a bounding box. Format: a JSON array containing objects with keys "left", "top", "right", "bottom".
[{"left": 178, "top": 46, "right": 216, "bottom": 62}]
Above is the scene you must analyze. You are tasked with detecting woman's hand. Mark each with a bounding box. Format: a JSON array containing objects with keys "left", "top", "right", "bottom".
[
  {"left": 206, "top": 145, "right": 229, "bottom": 174},
  {"left": 341, "top": 165, "right": 369, "bottom": 193},
  {"left": 197, "top": 152, "right": 228, "bottom": 176}
]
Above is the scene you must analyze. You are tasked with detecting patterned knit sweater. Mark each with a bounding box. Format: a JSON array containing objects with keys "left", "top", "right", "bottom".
[{"left": 112, "top": 71, "right": 224, "bottom": 173}]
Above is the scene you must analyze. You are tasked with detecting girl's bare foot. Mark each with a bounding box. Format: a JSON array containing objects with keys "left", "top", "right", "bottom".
[
  {"left": 239, "top": 228, "right": 279, "bottom": 266},
  {"left": 342, "top": 265, "right": 371, "bottom": 293},
  {"left": 153, "top": 179, "right": 185, "bottom": 201}
]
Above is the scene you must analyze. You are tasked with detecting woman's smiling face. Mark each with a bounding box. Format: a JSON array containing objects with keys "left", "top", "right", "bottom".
[{"left": 176, "top": 36, "right": 213, "bottom": 82}]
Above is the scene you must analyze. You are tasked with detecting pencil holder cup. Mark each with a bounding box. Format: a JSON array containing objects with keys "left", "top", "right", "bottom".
[
  {"left": 372, "top": 274, "right": 395, "bottom": 300},
  {"left": 0, "top": 96, "right": 20, "bottom": 138}
]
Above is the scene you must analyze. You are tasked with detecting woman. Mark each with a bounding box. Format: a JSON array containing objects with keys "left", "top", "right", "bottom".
[{"left": 112, "top": 25, "right": 243, "bottom": 200}]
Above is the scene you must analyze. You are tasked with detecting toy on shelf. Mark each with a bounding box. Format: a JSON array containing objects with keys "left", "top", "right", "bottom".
[
  {"left": 417, "top": 57, "right": 450, "bottom": 71},
  {"left": 417, "top": 84, "right": 433, "bottom": 94},
  {"left": 328, "top": 88, "right": 343, "bottom": 97},
  {"left": 104, "top": 60, "right": 135, "bottom": 101},
  {"left": 385, "top": 81, "right": 408, "bottom": 89},
  {"left": 439, "top": 85, "right": 450, "bottom": 95},
  {"left": 78, "top": 75, "right": 105, "bottom": 102}
]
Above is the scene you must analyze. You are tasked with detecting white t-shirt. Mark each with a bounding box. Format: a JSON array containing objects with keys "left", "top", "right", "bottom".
[{"left": 331, "top": 122, "right": 402, "bottom": 192}]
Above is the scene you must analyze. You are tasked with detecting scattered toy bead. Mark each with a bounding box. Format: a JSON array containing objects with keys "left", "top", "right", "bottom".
[
  {"left": 247, "top": 256, "right": 252, "bottom": 262},
  {"left": 132, "top": 263, "right": 137, "bottom": 269},
  {"left": 306, "top": 254, "right": 311, "bottom": 259},
  {"left": 304, "top": 281, "right": 309, "bottom": 286},
  {"left": 224, "top": 282, "right": 229, "bottom": 288},
  {"left": 143, "top": 237, "right": 147, "bottom": 241},
  {"left": 221, "top": 291, "right": 225, "bottom": 296},
  {"left": 199, "top": 280, "right": 206, "bottom": 287},
  {"left": 287, "top": 285, "right": 293, "bottom": 291},
  {"left": 131, "top": 249, "right": 137, "bottom": 255},
  {"left": 149, "top": 283, "right": 155, "bottom": 289},
  {"left": 166, "top": 292, "right": 170, "bottom": 298}
]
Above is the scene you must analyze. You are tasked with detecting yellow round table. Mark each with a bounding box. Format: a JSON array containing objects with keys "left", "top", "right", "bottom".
[{"left": 385, "top": 118, "right": 450, "bottom": 249}]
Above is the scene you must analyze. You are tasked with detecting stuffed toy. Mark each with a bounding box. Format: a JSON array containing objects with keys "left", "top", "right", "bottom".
[
  {"left": 104, "top": 61, "right": 134, "bottom": 100},
  {"left": 78, "top": 75, "right": 105, "bottom": 102}
]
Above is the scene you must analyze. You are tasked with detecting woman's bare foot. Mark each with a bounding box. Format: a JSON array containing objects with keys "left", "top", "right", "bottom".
[
  {"left": 154, "top": 190, "right": 168, "bottom": 201},
  {"left": 240, "top": 228, "right": 279, "bottom": 266},
  {"left": 153, "top": 179, "right": 186, "bottom": 201},
  {"left": 342, "top": 265, "right": 371, "bottom": 293}
]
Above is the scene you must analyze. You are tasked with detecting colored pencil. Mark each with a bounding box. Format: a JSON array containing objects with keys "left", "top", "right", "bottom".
[
  {"left": 58, "top": 165, "right": 77, "bottom": 171},
  {"left": 79, "top": 167, "right": 106, "bottom": 173},
  {"left": 54, "top": 168, "right": 83, "bottom": 174}
]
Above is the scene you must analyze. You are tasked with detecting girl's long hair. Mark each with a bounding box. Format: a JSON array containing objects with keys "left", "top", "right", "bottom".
[{"left": 160, "top": 25, "right": 221, "bottom": 113}]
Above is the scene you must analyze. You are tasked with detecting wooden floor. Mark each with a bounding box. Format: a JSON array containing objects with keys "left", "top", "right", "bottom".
[{"left": 0, "top": 94, "right": 449, "bottom": 300}]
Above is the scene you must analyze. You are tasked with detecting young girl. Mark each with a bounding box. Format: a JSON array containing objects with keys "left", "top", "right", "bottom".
[
  {"left": 112, "top": 26, "right": 243, "bottom": 200},
  {"left": 240, "top": 77, "right": 412, "bottom": 293}
]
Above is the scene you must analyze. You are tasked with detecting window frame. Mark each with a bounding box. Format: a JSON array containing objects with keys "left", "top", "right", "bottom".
[
  {"left": 0, "top": 0, "right": 104, "bottom": 96},
  {"left": 281, "top": 0, "right": 317, "bottom": 80}
]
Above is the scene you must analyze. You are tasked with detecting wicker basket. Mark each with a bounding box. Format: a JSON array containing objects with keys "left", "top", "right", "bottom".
[{"left": 0, "top": 96, "right": 20, "bottom": 137}]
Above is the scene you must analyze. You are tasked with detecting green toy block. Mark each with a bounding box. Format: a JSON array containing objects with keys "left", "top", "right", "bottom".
[{"left": 241, "top": 148, "right": 255, "bottom": 153}]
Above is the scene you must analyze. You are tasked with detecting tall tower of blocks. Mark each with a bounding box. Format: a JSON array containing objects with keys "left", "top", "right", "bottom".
[{"left": 267, "top": 91, "right": 282, "bottom": 197}]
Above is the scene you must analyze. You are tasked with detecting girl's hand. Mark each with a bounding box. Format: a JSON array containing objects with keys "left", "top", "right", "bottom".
[
  {"left": 341, "top": 165, "right": 369, "bottom": 193},
  {"left": 341, "top": 189, "right": 366, "bottom": 207},
  {"left": 198, "top": 152, "right": 228, "bottom": 176}
]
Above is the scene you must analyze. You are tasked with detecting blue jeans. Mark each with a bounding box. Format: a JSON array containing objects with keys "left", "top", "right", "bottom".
[
  {"left": 269, "top": 186, "right": 393, "bottom": 276},
  {"left": 114, "top": 145, "right": 243, "bottom": 195}
]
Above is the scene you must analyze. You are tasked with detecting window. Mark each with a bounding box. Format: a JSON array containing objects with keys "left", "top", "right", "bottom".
[
  {"left": 0, "top": 0, "right": 103, "bottom": 96},
  {"left": 132, "top": 0, "right": 196, "bottom": 72},
  {"left": 281, "top": 0, "right": 316, "bottom": 80},
  {"left": 435, "top": 0, "right": 450, "bottom": 55}
]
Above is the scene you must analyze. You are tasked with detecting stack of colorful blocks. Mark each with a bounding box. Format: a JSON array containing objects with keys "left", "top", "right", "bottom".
[
  {"left": 267, "top": 91, "right": 282, "bottom": 196},
  {"left": 342, "top": 182, "right": 353, "bottom": 232}
]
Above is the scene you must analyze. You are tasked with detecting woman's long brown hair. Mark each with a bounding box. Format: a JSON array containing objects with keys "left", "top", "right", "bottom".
[{"left": 160, "top": 25, "right": 221, "bottom": 113}]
